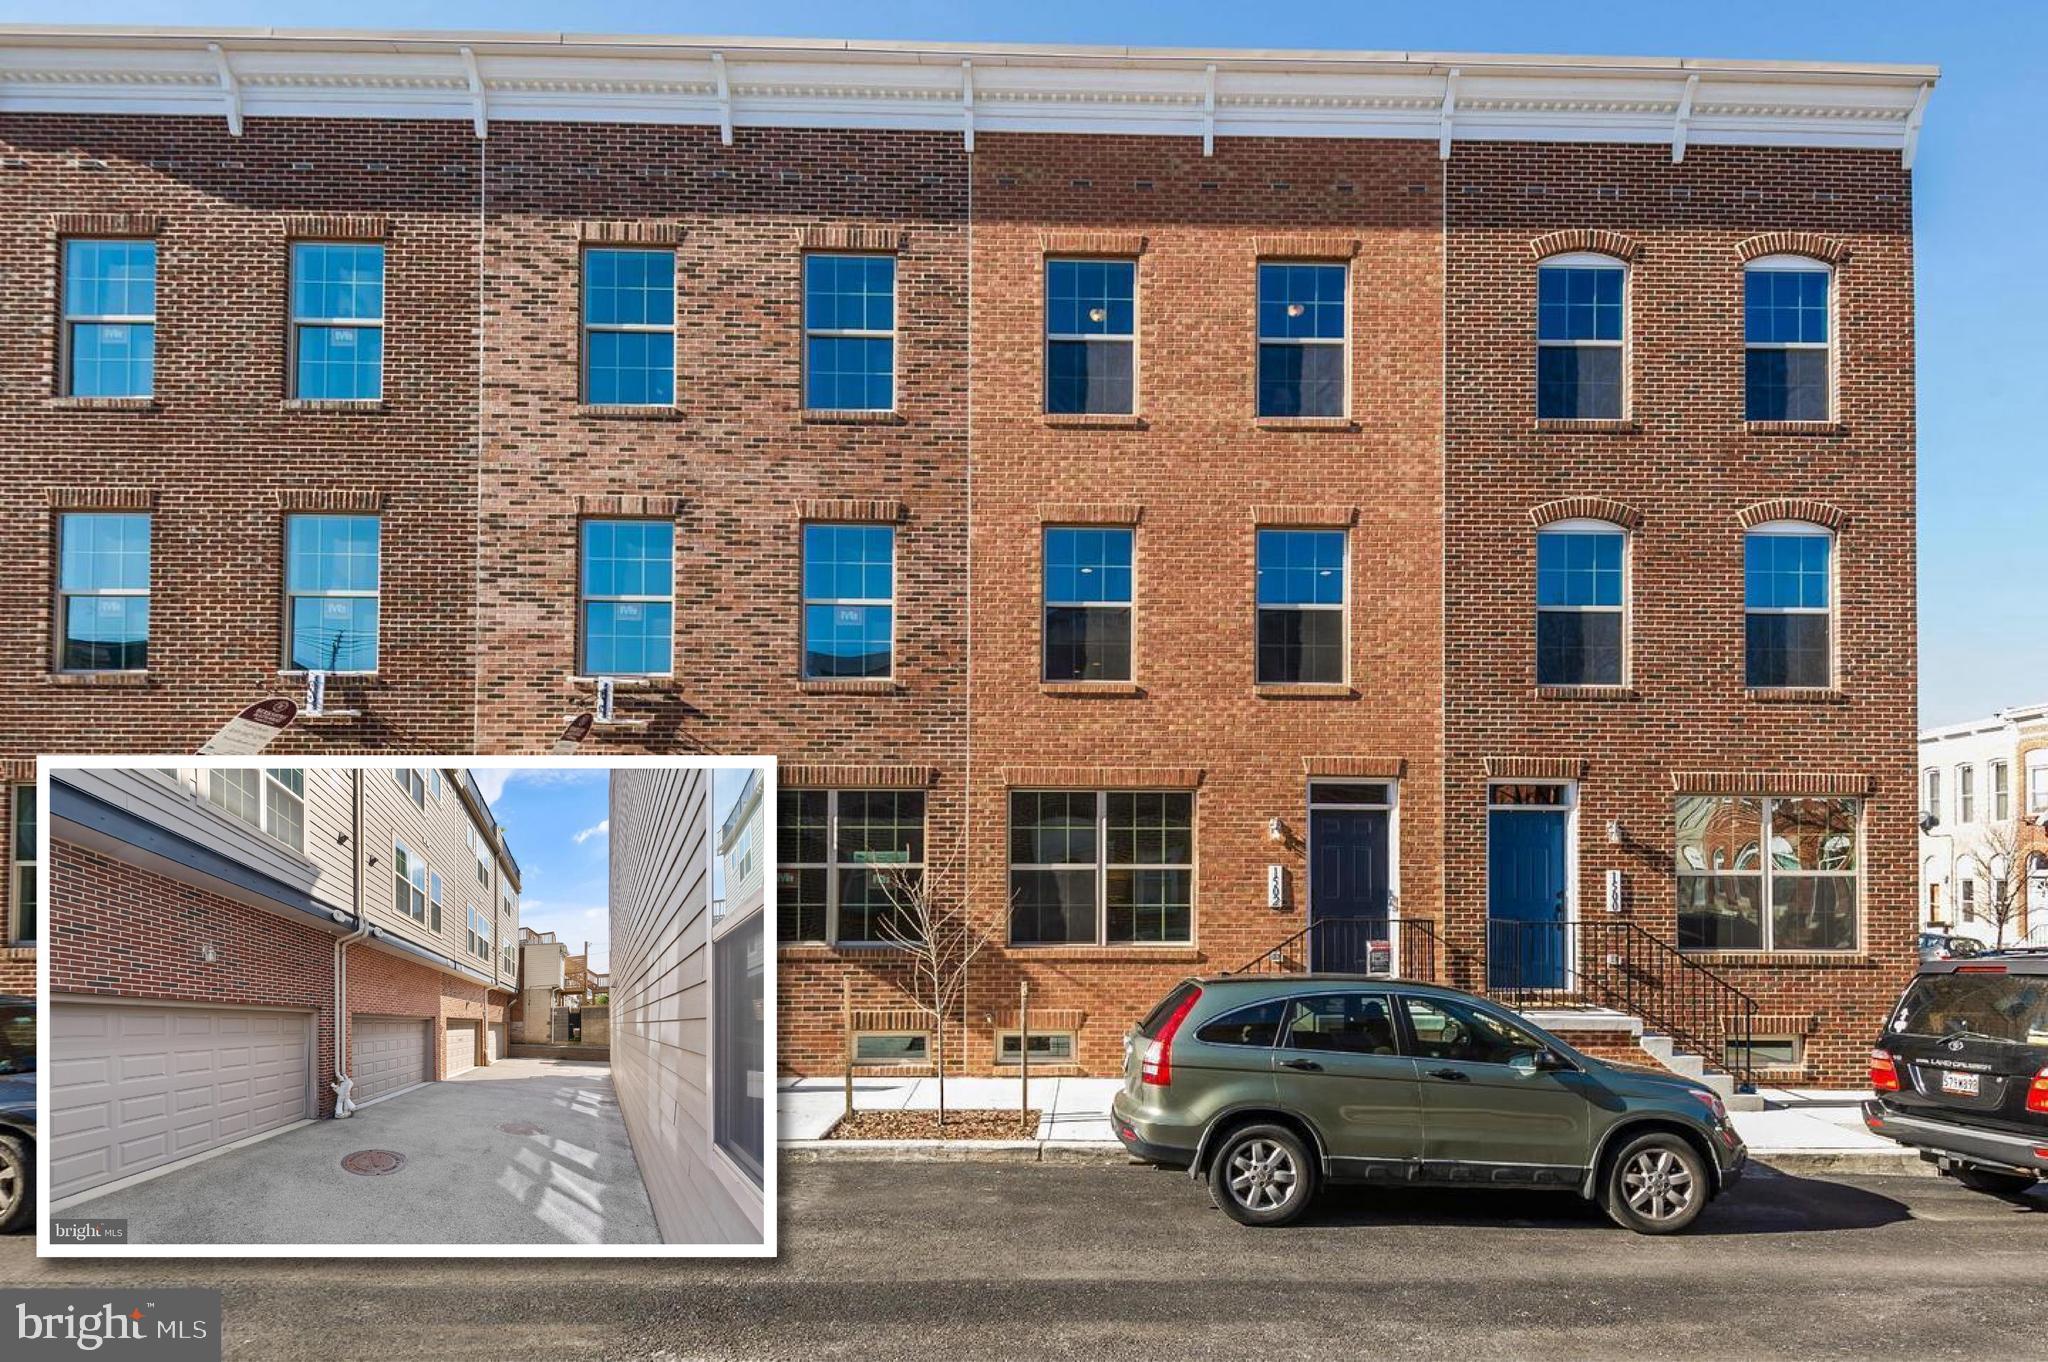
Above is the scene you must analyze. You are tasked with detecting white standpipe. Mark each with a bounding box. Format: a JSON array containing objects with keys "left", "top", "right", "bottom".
[{"left": 332, "top": 767, "right": 372, "bottom": 1118}]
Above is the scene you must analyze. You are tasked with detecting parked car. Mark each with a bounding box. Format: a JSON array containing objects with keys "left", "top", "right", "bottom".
[
  {"left": 1111, "top": 976, "right": 1745, "bottom": 1233},
  {"left": 1918, "top": 931, "right": 1986, "bottom": 963},
  {"left": 0, "top": 994, "right": 33, "bottom": 1234},
  {"left": 1863, "top": 950, "right": 2047, "bottom": 1197}
]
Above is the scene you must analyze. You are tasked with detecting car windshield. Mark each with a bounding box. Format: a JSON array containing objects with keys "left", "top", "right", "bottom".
[
  {"left": 1891, "top": 973, "right": 2048, "bottom": 1048},
  {"left": 0, "top": 1004, "right": 31, "bottom": 1075}
]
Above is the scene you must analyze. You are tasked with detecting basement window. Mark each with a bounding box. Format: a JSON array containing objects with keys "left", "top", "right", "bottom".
[
  {"left": 1727, "top": 1036, "right": 1802, "bottom": 1069},
  {"left": 996, "top": 1031, "right": 1076, "bottom": 1065},
  {"left": 853, "top": 1032, "right": 929, "bottom": 1065}
]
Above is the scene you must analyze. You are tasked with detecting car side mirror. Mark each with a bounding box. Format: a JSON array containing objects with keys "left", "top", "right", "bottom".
[{"left": 1530, "top": 1047, "right": 1570, "bottom": 1073}]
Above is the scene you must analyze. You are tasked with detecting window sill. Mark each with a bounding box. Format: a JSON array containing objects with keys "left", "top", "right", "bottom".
[
  {"left": 779, "top": 942, "right": 912, "bottom": 959},
  {"left": 1001, "top": 946, "right": 1202, "bottom": 963},
  {"left": 1042, "top": 412, "right": 1146, "bottom": 430},
  {"left": 2, "top": 944, "right": 36, "bottom": 960},
  {"left": 1532, "top": 684, "right": 1638, "bottom": 701},
  {"left": 801, "top": 408, "right": 905, "bottom": 425},
  {"left": 1744, "top": 420, "right": 1844, "bottom": 436},
  {"left": 44, "top": 670, "right": 151, "bottom": 688},
  {"left": 1683, "top": 950, "right": 1872, "bottom": 969},
  {"left": 276, "top": 669, "right": 377, "bottom": 683},
  {"left": 576, "top": 404, "right": 682, "bottom": 420},
  {"left": 295, "top": 709, "right": 365, "bottom": 726},
  {"left": 282, "top": 398, "right": 386, "bottom": 414},
  {"left": 1253, "top": 683, "right": 1357, "bottom": 700},
  {"left": 1531, "top": 418, "right": 1639, "bottom": 434},
  {"left": 1744, "top": 686, "right": 1844, "bottom": 704},
  {"left": 1039, "top": 681, "right": 1144, "bottom": 698},
  {"left": 46, "top": 395, "right": 156, "bottom": 411},
  {"left": 1252, "top": 416, "right": 1357, "bottom": 432},
  {"left": 798, "top": 677, "right": 905, "bottom": 695},
  {"left": 567, "top": 675, "right": 676, "bottom": 693}
]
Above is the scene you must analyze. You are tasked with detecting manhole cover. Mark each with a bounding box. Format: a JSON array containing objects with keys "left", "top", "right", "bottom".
[
  {"left": 341, "top": 1149, "right": 406, "bottom": 1176},
  {"left": 497, "top": 1122, "right": 543, "bottom": 1136}
]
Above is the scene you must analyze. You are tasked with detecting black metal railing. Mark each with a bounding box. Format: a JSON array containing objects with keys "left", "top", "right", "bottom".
[
  {"left": 1484, "top": 918, "right": 1763, "bottom": 1091},
  {"left": 1230, "top": 916, "right": 1444, "bottom": 984}
]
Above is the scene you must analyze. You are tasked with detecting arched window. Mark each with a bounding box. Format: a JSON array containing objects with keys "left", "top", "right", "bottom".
[
  {"left": 1535, "top": 518, "right": 1626, "bottom": 686},
  {"left": 1743, "top": 520, "right": 1833, "bottom": 689},
  {"left": 1744, "top": 254, "right": 1832, "bottom": 421},
  {"left": 1536, "top": 252, "right": 1626, "bottom": 420}
]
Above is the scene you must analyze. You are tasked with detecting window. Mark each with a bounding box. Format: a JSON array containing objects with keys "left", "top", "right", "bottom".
[
  {"left": 1536, "top": 254, "right": 1624, "bottom": 419},
  {"left": 1194, "top": 999, "right": 1288, "bottom": 1048},
  {"left": 2030, "top": 752, "right": 2048, "bottom": 815},
  {"left": 1400, "top": 995, "right": 1549, "bottom": 1067},
  {"left": 1992, "top": 760, "right": 2011, "bottom": 822},
  {"left": 393, "top": 839, "right": 427, "bottom": 921},
  {"left": 1043, "top": 526, "right": 1133, "bottom": 682},
  {"left": 1958, "top": 765, "right": 1976, "bottom": 824},
  {"left": 1675, "top": 794, "right": 1859, "bottom": 952},
  {"left": 1744, "top": 255, "right": 1831, "bottom": 421},
  {"left": 1923, "top": 768, "right": 1942, "bottom": 821},
  {"left": 429, "top": 871, "right": 444, "bottom": 935},
  {"left": 1256, "top": 262, "right": 1346, "bottom": 417},
  {"left": 804, "top": 253, "right": 895, "bottom": 411},
  {"left": 285, "top": 514, "right": 380, "bottom": 672},
  {"left": 1744, "top": 524, "right": 1831, "bottom": 689},
  {"left": 203, "top": 769, "right": 304, "bottom": 853},
  {"left": 712, "top": 906, "right": 765, "bottom": 1186},
  {"left": 61, "top": 238, "right": 156, "bottom": 398},
  {"left": 852, "top": 1032, "right": 929, "bottom": 1065},
  {"left": 802, "top": 523, "right": 894, "bottom": 680},
  {"left": 1045, "top": 258, "right": 1135, "bottom": 414},
  {"left": 471, "top": 823, "right": 491, "bottom": 887},
  {"left": 1008, "top": 790, "right": 1193, "bottom": 946},
  {"left": 429, "top": 770, "right": 442, "bottom": 803},
  {"left": 579, "top": 520, "right": 674, "bottom": 676},
  {"left": 467, "top": 906, "right": 492, "bottom": 960},
  {"left": 582, "top": 248, "right": 676, "bottom": 406},
  {"left": 1255, "top": 529, "right": 1345, "bottom": 685},
  {"left": 997, "top": 1031, "right": 1077, "bottom": 1065},
  {"left": 57, "top": 512, "right": 150, "bottom": 672},
  {"left": 1960, "top": 878, "right": 1978, "bottom": 923},
  {"left": 1729, "top": 1035, "right": 1803, "bottom": 1069},
  {"left": 1535, "top": 523, "right": 1624, "bottom": 686},
  {"left": 10, "top": 786, "right": 34, "bottom": 945},
  {"left": 1279, "top": 993, "right": 1399, "bottom": 1055},
  {"left": 289, "top": 242, "right": 384, "bottom": 400},
  {"left": 775, "top": 789, "right": 924, "bottom": 945},
  {"left": 394, "top": 767, "right": 425, "bottom": 808}
]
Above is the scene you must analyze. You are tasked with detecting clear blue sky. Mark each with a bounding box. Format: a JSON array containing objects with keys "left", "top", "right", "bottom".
[{"left": 15, "top": 1, "right": 2043, "bottom": 727}]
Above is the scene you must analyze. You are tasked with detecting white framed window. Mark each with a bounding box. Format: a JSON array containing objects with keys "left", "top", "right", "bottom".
[
  {"left": 1256, "top": 261, "right": 1347, "bottom": 418},
  {"left": 582, "top": 247, "right": 676, "bottom": 406},
  {"left": 2029, "top": 751, "right": 2048, "bottom": 815},
  {"left": 579, "top": 519, "right": 675, "bottom": 677},
  {"left": 711, "top": 888, "right": 765, "bottom": 1188},
  {"left": 1744, "top": 254, "right": 1832, "bottom": 422},
  {"left": 429, "top": 770, "right": 442, "bottom": 803},
  {"left": 1676, "top": 794, "right": 1859, "bottom": 952},
  {"left": 1923, "top": 767, "right": 1942, "bottom": 821},
  {"left": 203, "top": 768, "right": 304, "bottom": 853},
  {"left": 429, "top": 870, "right": 444, "bottom": 935},
  {"left": 1960, "top": 878, "right": 1978, "bottom": 923},
  {"left": 1256, "top": 528, "right": 1346, "bottom": 685},
  {"left": 285, "top": 513, "right": 380, "bottom": 673},
  {"left": 393, "top": 839, "right": 428, "bottom": 921},
  {"left": 802, "top": 523, "right": 895, "bottom": 680},
  {"left": 852, "top": 1032, "right": 930, "bottom": 1065},
  {"left": 10, "top": 785, "right": 35, "bottom": 946},
  {"left": 1043, "top": 526, "right": 1134, "bottom": 682},
  {"left": 393, "top": 767, "right": 426, "bottom": 809},
  {"left": 1958, "top": 764, "right": 1976, "bottom": 824},
  {"left": 1535, "top": 252, "right": 1626, "bottom": 420},
  {"left": 1534, "top": 519, "right": 1626, "bottom": 687},
  {"left": 775, "top": 789, "right": 924, "bottom": 945},
  {"left": 1045, "top": 257, "right": 1137, "bottom": 415},
  {"left": 1744, "top": 521, "right": 1833, "bottom": 689},
  {"left": 803, "top": 252, "right": 896, "bottom": 411},
  {"left": 471, "top": 821, "right": 491, "bottom": 888},
  {"left": 61, "top": 237, "right": 156, "bottom": 398},
  {"left": 1992, "top": 760, "right": 2011, "bottom": 821},
  {"left": 997, "top": 1031, "right": 1076, "bottom": 1066},
  {"left": 1727, "top": 1035, "right": 1803, "bottom": 1069},
  {"left": 56, "top": 511, "right": 150, "bottom": 673},
  {"left": 466, "top": 905, "right": 492, "bottom": 960},
  {"left": 289, "top": 242, "right": 384, "bottom": 401},
  {"left": 1008, "top": 790, "right": 1194, "bottom": 946}
]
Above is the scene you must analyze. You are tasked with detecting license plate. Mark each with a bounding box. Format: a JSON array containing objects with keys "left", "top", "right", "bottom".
[{"left": 1939, "top": 1070, "right": 1980, "bottom": 1097}]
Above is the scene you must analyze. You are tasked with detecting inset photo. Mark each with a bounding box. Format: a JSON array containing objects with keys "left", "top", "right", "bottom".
[{"left": 34, "top": 757, "right": 772, "bottom": 1257}]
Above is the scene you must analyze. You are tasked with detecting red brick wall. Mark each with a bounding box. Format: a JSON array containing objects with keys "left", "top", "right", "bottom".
[
  {"left": 341, "top": 939, "right": 495, "bottom": 1079},
  {"left": 1441, "top": 144, "right": 1920, "bottom": 1086}
]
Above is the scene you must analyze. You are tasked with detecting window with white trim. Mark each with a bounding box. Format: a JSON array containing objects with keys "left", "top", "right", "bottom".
[
  {"left": 57, "top": 511, "right": 150, "bottom": 673},
  {"left": 10, "top": 785, "right": 35, "bottom": 945},
  {"left": 394, "top": 767, "right": 425, "bottom": 808},
  {"left": 775, "top": 788, "right": 924, "bottom": 944},
  {"left": 289, "top": 242, "right": 384, "bottom": 400},
  {"left": 1045, "top": 258, "right": 1136, "bottom": 415},
  {"left": 429, "top": 870, "right": 444, "bottom": 935},
  {"left": 285, "top": 514, "right": 380, "bottom": 673},
  {"left": 1043, "top": 526, "right": 1133, "bottom": 682},
  {"left": 2029, "top": 751, "right": 2048, "bottom": 815},
  {"left": 1536, "top": 253, "right": 1625, "bottom": 419},
  {"left": 1958, "top": 765, "right": 1976, "bottom": 824},
  {"left": 393, "top": 839, "right": 427, "bottom": 921},
  {"left": 467, "top": 905, "right": 492, "bottom": 960},
  {"left": 582, "top": 248, "right": 676, "bottom": 406},
  {"left": 1008, "top": 790, "right": 1194, "bottom": 946},
  {"left": 1256, "top": 262, "right": 1346, "bottom": 417},
  {"left": 1676, "top": 794, "right": 1859, "bottom": 952},
  {"left": 1992, "top": 760, "right": 2011, "bottom": 822},
  {"left": 803, "top": 253, "right": 896, "bottom": 411},
  {"left": 203, "top": 768, "right": 304, "bottom": 853},
  {"left": 1744, "top": 522, "right": 1832, "bottom": 689},
  {"left": 997, "top": 1031, "right": 1077, "bottom": 1066},
  {"left": 61, "top": 238, "right": 156, "bottom": 398},
  {"left": 1744, "top": 254, "right": 1832, "bottom": 421},
  {"left": 579, "top": 519, "right": 674, "bottom": 677},
  {"left": 1535, "top": 520, "right": 1625, "bottom": 686},
  {"left": 1923, "top": 768, "right": 1942, "bottom": 821},
  {"left": 1256, "top": 529, "right": 1346, "bottom": 685},
  {"left": 852, "top": 1032, "right": 929, "bottom": 1065}
]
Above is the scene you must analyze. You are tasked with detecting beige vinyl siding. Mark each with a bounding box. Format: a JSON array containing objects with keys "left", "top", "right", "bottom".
[
  {"left": 610, "top": 767, "right": 761, "bottom": 1244},
  {"left": 52, "top": 769, "right": 327, "bottom": 909}
]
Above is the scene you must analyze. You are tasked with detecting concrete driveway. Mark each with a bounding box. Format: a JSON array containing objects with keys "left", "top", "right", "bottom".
[{"left": 59, "top": 1057, "right": 660, "bottom": 1246}]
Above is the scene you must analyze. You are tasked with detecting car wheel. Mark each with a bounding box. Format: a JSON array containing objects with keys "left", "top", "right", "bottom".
[
  {"left": 1951, "top": 1166, "right": 2039, "bottom": 1197},
  {"left": 1209, "top": 1123, "right": 1316, "bottom": 1227},
  {"left": 1603, "top": 1131, "right": 1708, "bottom": 1235},
  {"left": 0, "top": 1135, "right": 29, "bottom": 1235}
]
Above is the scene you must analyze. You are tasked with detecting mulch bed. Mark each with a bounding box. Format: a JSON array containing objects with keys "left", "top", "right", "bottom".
[{"left": 823, "top": 1109, "right": 1043, "bottom": 1141}]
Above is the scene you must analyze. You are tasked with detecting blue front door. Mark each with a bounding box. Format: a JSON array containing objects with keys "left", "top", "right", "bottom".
[
  {"left": 1309, "top": 808, "right": 1390, "bottom": 972},
  {"left": 1487, "top": 809, "right": 1568, "bottom": 989}
]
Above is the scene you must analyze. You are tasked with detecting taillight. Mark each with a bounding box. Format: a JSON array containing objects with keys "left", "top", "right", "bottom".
[
  {"left": 1140, "top": 987, "right": 1202, "bottom": 1087},
  {"left": 1870, "top": 1048, "right": 1902, "bottom": 1092},
  {"left": 2027, "top": 1066, "right": 2048, "bottom": 1116}
]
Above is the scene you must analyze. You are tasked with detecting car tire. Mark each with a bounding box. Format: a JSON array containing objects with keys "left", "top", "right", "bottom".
[
  {"left": 1208, "top": 1123, "right": 1316, "bottom": 1227},
  {"left": 0, "top": 1134, "right": 29, "bottom": 1235},
  {"left": 1951, "top": 1166, "right": 2039, "bottom": 1197},
  {"left": 1602, "top": 1131, "right": 1709, "bottom": 1235}
]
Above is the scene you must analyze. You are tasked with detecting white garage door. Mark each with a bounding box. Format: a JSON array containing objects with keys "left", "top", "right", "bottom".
[
  {"left": 351, "top": 1016, "right": 430, "bottom": 1104},
  {"left": 445, "top": 1020, "right": 479, "bottom": 1077},
  {"left": 49, "top": 1002, "right": 311, "bottom": 1201},
  {"left": 487, "top": 1022, "right": 507, "bottom": 1062}
]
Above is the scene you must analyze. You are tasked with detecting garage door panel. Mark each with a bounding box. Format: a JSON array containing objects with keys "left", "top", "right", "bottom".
[
  {"left": 350, "top": 1016, "right": 429, "bottom": 1103},
  {"left": 445, "top": 1021, "right": 480, "bottom": 1078}
]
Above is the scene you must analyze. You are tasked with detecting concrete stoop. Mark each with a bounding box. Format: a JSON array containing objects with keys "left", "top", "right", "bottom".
[
  {"left": 508, "top": 1042, "right": 610, "bottom": 1061},
  {"left": 1524, "top": 1007, "right": 1765, "bottom": 1112}
]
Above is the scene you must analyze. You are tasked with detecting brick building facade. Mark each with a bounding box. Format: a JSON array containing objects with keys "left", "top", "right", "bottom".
[{"left": 0, "top": 31, "right": 1938, "bottom": 1087}]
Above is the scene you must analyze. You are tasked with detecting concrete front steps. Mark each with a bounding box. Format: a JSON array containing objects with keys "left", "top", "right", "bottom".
[
  {"left": 1524, "top": 1007, "right": 1765, "bottom": 1112},
  {"left": 508, "top": 1042, "right": 611, "bottom": 1061}
]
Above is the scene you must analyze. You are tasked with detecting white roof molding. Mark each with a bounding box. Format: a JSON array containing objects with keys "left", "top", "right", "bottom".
[{"left": 0, "top": 28, "right": 1938, "bottom": 158}]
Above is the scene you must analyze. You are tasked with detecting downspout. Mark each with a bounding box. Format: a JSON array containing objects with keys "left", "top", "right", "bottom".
[{"left": 332, "top": 767, "right": 373, "bottom": 1117}]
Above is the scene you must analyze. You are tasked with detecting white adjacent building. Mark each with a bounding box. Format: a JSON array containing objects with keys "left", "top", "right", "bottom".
[{"left": 1918, "top": 702, "right": 2048, "bottom": 943}]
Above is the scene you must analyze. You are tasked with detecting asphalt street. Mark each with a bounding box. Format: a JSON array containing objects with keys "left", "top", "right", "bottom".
[{"left": 6, "top": 1161, "right": 2047, "bottom": 1359}]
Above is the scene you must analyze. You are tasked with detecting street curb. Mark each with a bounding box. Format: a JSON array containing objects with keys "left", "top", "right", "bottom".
[
  {"left": 781, "top": 1139, "right": 1134, "bottom": 1164},
  {"left": 1752, "top": 1150, "right": 1935, "bottom": 1178}
]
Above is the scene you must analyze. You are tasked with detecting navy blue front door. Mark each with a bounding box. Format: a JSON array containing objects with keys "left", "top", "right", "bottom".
[
  {"left": 1309, "top": 808, "right": 1390, "bottom": 972},
  {"left": 1487, "top": 810, "right": 1568, "bottom": 989}
]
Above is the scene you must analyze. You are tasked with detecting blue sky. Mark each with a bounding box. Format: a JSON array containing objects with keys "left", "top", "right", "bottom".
[{"left": 13, "top": 2, "right": 2042, "bottom": 726}]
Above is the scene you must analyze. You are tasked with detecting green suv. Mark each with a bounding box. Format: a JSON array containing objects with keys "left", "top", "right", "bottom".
[{"left": 1111, "top": 975, "right": 1746, "bottom": 1233}]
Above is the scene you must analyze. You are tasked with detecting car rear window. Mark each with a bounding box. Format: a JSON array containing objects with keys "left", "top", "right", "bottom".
[
  {"left": 1138, "top": 982, "right": 1201, "bottom": 1039},
  {"left": 1891, "top": 973, "right": 2048, "bottom": 1047}
]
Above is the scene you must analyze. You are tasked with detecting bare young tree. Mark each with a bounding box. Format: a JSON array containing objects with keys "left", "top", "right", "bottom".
[
  {"left": 871, "top": 849, "right": 989, "bottom": 1128},
  {"left": 1965, "top": 819, "right": 2030, "bottom": 947}
]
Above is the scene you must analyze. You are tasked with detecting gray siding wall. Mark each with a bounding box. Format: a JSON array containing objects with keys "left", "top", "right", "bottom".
[{"left": 609, "top": 767, "right": 762, "bottom": 1245}]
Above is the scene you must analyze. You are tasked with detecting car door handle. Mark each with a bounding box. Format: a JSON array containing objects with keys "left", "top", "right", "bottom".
[
  {"left": 1426, "top": 1068, "right": 1470, "bottom": 1082},
  {"left": 1279, "top": 1058, "right": 1323, "bottom": 1072}
]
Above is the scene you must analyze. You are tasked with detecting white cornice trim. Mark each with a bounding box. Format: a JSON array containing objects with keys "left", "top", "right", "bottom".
[{"left": 0, "top": 28, "right": 1938, "bottom": 158}]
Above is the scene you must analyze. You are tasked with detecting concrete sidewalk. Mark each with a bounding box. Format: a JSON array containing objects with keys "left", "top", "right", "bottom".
[{"left": 61, "top": 1058, "right": 662, "bottom": 1246}]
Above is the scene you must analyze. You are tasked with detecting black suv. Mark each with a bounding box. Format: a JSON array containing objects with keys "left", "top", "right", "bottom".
[
  {"left": 1864, "top": 951, "right": 2048, "bottom": 1196},
  {"left": 0, "top": 995, "right": 32, "bottom": 1233}
]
